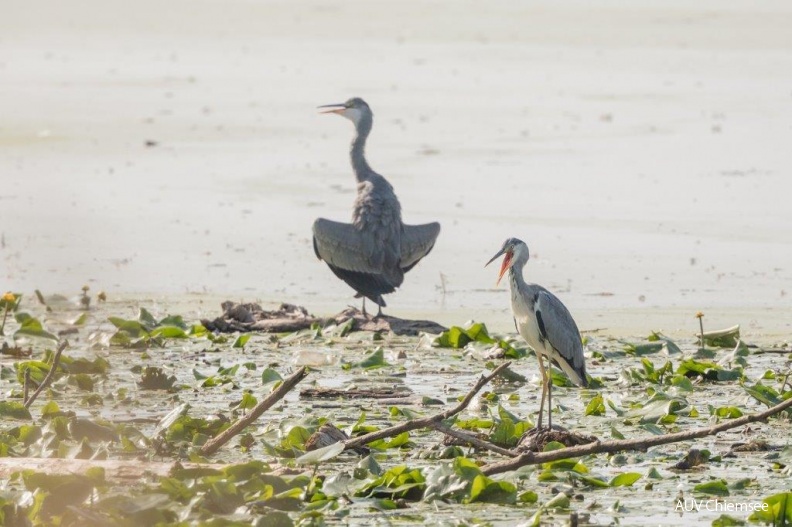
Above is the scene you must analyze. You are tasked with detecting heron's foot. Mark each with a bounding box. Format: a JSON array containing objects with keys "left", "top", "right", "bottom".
[{"left": 518, "top": 426, "right": 597, "bottom": 453}]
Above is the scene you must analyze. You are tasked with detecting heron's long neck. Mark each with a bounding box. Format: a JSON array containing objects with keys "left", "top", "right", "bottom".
[
  {"left": 508, "top": 260, "right": 529, "bottom": 294},
  {"left": 350, "top": 116, "right": 373, "bottom": 182}
]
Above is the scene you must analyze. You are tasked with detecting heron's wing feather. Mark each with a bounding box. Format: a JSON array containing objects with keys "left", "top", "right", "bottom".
[
  {"left": 535, "top": 289, "right": 587, "bottom": 386},
  {"left": 312, "top": 218, "right": 382, "bottom": 274},
  {"left": 400, "top": 222, "right": 441, "bottom": 271}
]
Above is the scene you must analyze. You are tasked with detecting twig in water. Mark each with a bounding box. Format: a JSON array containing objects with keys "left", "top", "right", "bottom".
[
  {"left": 24, "top": 340, "right": 68, "bottom": 409},
  {"left": 23, "top": 369, "right": 31, "bottom": 405},
  {"left": 430, "top": 421, "right": 518, "bottom": 458},
  {"left": 200, "top": 366, "right": 309, "bottom": 456},
  {"left": 343, "top": 362, "right": 512, "bottom": 452},
  {"left": 480, "top": 392, "right": 792, "bottom": 476},
  {"left": 696, "top": 311, "right": 705, "bottom": 349}
]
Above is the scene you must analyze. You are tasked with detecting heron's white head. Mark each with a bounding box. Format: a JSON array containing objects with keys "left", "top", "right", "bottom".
[
  {"left": 318, "top": 97, "right": 371, "bottom": 127},
  {"left": 485, "top": 237, "right": 529, "bottom": 286}
]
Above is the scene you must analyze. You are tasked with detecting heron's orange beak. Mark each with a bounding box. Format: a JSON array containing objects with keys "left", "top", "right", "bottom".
[
  {"left": 485, "top": 248, "right": 512, "bottom": 287},
  {"left": 496, "top": 252, "right": 512, "bottom": 286},
  {"left": 318, "top": 103, "right": 346, "bottom": 114}
]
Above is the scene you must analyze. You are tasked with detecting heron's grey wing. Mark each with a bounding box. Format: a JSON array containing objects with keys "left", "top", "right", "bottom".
[
  {"left": 534, "top": 289, "right": 587, "bottom": 386},
  {"left": 400, "top": 222, "right": 441, "bottom": 272},
  {"left": 312, "top": 218, "right": 396, "bottom": 303},
  {"left": 312, "top": 218, "right": 383, "bottom": 273}
]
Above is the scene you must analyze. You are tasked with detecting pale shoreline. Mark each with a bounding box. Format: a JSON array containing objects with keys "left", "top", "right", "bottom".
[{"left": 66, "top": 291, "right": 788, "bottom": 345}]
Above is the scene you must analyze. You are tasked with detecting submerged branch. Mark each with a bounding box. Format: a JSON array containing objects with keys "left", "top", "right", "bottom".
[
  {"left": 343, "top": 362, "right": 511, "bottom": 451},
  {"left": 200, "top": 366, "right": 309, "bottom": 456},
  {"left": 481, "top": 392, "right": 792, "bottom": 476}
]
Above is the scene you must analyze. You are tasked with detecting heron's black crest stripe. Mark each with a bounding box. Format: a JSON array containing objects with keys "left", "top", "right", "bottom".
[{"left": 536, "top": 308, "right": 548, "bottom": 342}]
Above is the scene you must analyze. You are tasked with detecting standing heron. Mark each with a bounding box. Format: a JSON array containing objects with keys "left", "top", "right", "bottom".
[
  {"left": 312, "top": 97, "right": 441, "bottom": 317},
  {"left": 486, "top": 238, "right": 588, "bottom": 430}
]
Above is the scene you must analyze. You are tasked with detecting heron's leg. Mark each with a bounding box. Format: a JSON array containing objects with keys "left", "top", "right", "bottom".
[
  {"left": 537, "top": 375, "right": 548, "bottom": 431},
  {"left": 547, "top": 362, "right": 553, "bottom": 430},
  {"left": 375, "top": 303, "right": 383, "bottom": 318},
  {"left": 535, "top": 354, "right": 548, "bottom": 430},
  {"left": 361, "top": 298, "right": 367, "bottom": 317}
]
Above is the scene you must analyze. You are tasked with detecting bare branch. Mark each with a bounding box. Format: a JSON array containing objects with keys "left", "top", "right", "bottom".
[
  {"left": 430, "top": 422, "right": 518, "bottom": 458},
  {"left": 481, "top": 394, "right": 792, "bottom": 476},
  {"left": 200, "top": 366, "right": 308, "bottom": 456},
  {"left": 24, "top": 340, "right": 68, "bottom": 409},
  {"left": 23, "top": 369, "right": 31, "bottom": 405},
  {"left": 343, "top": 362, "right": 512, "bottom": 451}
]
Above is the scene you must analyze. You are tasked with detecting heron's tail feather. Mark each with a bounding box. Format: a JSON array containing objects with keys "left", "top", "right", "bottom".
[{"left": 326, "top": 263, "right": 394, "bottom": 306}]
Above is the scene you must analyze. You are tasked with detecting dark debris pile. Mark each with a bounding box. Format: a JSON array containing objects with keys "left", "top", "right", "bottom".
[{"left": 201, "top": 301, "right": 447, "bottom": 336}]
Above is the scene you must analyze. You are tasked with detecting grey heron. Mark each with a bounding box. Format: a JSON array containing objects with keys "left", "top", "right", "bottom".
[
  {"left": 486, "top": 237, "right": 588, "bottom": 430},
  {"left": 312, "top": 98, "right": 441, "bottom": 317}
]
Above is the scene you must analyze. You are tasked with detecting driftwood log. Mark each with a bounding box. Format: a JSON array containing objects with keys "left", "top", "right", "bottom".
[{"left": 201, "top": 302, "right": 447, "bottom": 336}]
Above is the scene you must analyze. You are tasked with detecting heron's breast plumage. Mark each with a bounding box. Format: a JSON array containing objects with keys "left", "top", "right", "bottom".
[
  {"left": 351, "top": 175, "right": 403, "bottom": 285},
  {"left": 510, "top": 278, "right": 547, "bottom": 356}
]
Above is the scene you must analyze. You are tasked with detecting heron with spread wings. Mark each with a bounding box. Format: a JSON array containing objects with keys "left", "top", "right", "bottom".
[{"left": 313, "top": 98, "right": 440, "bottom": 317}]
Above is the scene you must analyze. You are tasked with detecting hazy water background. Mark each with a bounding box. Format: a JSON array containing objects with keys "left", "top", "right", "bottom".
[{"left": 2, "top": 0, "right": 791, "bottom": 334}]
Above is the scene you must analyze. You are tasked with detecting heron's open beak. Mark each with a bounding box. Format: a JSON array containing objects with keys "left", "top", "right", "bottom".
[
  {"left": 485, "top": 248, "right": 512, "bottom": 287},
  {"left": 318, "top": 103, "right": 347, "bottom": 115}
]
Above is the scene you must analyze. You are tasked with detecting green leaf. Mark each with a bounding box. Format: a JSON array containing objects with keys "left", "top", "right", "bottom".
[
  {"left": 677, "top": 358, "right": 742, "bottom": 382},
  {"left": 694, "top": 480, "right": 730, "bottom": 496},
  {"left": 150, "top": 326, "right": 188, "bottom": 339},
  {"left": 234, "top": 392, "right": 258, "bottom": 410},
  {"left": 585, "top": 393, "right": 606, "bottom": 416},
  {"left": 621, "top": 341, "right": 664, "bottom": 356},
  {"left": 518, "top": 490, "right": 538, "bottom": 503},
  {"left": 433, "top": 322, "right": 495, "bottom": 348},
  {"left": 137, "top": 366, "right": 177, "bottom": 391},
  {"left": 352, "top": 347, "right": 389, "bottom": 369},
  {"left": 255, "top": 510, "right": 294, "bottom": 527},
  {"left": 295, "top": 441, "right": 345, "bottom": 465},
  {"left": 743, "top": 382, "right": 787, "bottom": 411},
  {"left": 0, "top": 401, "right": 32, "bottom": 419},
  {"left": 609, "top": 472, "right": 642, "bottom": 487},
  {"left": 13, "top": 313, "right": 59, "bottom": 342},
  {"left": 576, "top": 474, "right": 610, "bottom": 488},
  {"left": 710, "top": 406, "right": 743, "bottom": 419},
  {"left": 701, "top": 325, "right": 740, "bottom": 348},
  {"left": 544, "top": 491, "right": 571, "bottom": 509},
  {"left": 370, "top": 431, "right": 410, "bottom": 450},
  {"left": 41, "top": 400, "right": 60, "bottom": 418},
  {"left": 711, "top": 514, "right": 745, "bottom": 527},
  {"left": 261, "top": 368, "right": 283, "bottom": 385},
  {"left": 233, "top": 334, "right": 251, "bottom": 348},
  {"left": 467, "top": 474, "right": 516, "bottom": 504},
  {"left": 137, "top": 307, "right": 159, "bottom": 329},
  {"left": 158, "top": 314, "right": 188, "bottom": 329},
  {"left": 748, "top": 492, "right": 792, "bottom": 526},
  {"left": 648, "top": 332, "right": 682, "bottom": 354}
]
